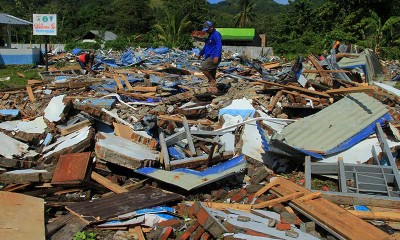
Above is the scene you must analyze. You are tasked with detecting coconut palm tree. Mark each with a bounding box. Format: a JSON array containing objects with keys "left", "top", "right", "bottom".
[
  {"left": 233, "top": 0, "right": 256, "bottom": 28},
  {"left": 359, "top": 11, "right": 400, "bottom": 52},
  {"left": 153, "top": 9, "right": 192, "bottom": 46}
]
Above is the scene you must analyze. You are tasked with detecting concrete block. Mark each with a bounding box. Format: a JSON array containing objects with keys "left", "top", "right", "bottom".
[
  {"left": 285, "top": 229, "right": 300, "bottom": 238},
  {"left": 300, "top": 221, "right": 316, "bottom": 233}
]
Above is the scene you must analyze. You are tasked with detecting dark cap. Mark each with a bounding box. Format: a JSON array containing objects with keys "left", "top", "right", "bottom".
[{"left": 202, "top": 21, "right": 213, "bottom": 32}]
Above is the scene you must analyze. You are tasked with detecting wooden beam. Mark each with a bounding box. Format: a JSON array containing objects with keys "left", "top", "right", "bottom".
[
  {"left": 297, "top": 192, "right": 321, "bottom": 202},
  {"left": 254, "top": 179, "right": 281, "bottom": 198},
  {"left": 131, "top": 86, "right": 157, "bottom": 92},
  {"left": 270, "top": 177, "right": 389, "bottom": 240},
  {"left": 113, "top": 75, "right": 125, "bottom": 91},
  {"left": 267, "top": 90, "right": 282, "bottom": 112},
  {"left": 252, "top": 191, "right": 304, "bottom": 209},
  {"left": 131, "top": 226, "right": 146, "bottom": 240},
  {"left": 259, "top": 80, "right": 330, "bottom": 98},
  {"left": 308, "top": 54, "right": 330, "bottom": 81},
  {"left": 302, "top": 69, "right": 349, "bottom": 73},
  {"left": 91, "top": 172, "right": 128, "bottom": 194},
  {"left": 60, "top": 119, "right": 92, "bottom": 136},
  {"left": 185, "top": 201, "right": 252, "bottom": 211},
  {"left": 119, "top": 74, "right": 133, "bottom": 91},
  {"left": 326, "top": 86, "right": 377, "bottom": 95},
  {"left": 26, "top": 85, "right": 35, "bottom": 103},
  {"left": 348, "top": 210, "right": 400, "bottom": 222},
  {"left": 320, "top": 191, "right": 400, "bottom": 209},
  {"left": 158, "top": 115, "right": 214, "bottom": 126}
]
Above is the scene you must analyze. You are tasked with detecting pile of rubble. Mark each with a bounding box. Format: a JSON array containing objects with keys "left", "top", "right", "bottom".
[{"left": 1, "top": 47, "right": 400, "bottom": 240}]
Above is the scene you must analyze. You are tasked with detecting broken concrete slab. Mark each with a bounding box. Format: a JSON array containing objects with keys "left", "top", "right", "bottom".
[
  {"left": 95, "top": 132, "right": 159, "bottom": 170},
  {"left": 41, "top": 126, "right": 94, "bottom": 162},
  {"left": 0, "top": 132, "right": 36, "bottom": 159},
  {"left": 0, "top": 169, "right": 52, "bottom": 184},
  {"left": 136, "top": 155, "right": 246, "bottom": 191},
  {"left": 74, "top": 98, "right": 116, "bottom": 110},
  {"left": 0, "top": 116, "right": 47, "bottom": 134},
  {"left": 44, "top": 94, "right": 70, "bottom": 123},
  {"left": 219, "top": 98, "right": 255, "bottom": 120}
]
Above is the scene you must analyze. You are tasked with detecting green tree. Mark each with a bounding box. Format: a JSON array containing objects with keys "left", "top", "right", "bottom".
[
  {"left": 110, "top": 0, "right": 154, "bottom": 36},
  {"left": 358, "top": 11, "right": 400, "bottom": 51},
  {"left": 153, "top": 9, "right": 192, "bottom": 47},
  {"left": 233, "top": 0, "right": 256, "bottom": 27}
]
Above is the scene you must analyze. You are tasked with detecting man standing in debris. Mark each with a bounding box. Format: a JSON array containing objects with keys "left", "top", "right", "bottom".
[
  {"left": 198, "top": 21, "right": 222, "bottom": 87},
  {"left": 77, "top": 51, "right": 95, "bottom": 74}
]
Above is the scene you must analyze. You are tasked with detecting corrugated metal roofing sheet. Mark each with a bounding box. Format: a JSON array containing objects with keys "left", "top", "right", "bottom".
[
  {"left": 136, "top": 155, "right": 246, "bottom": 191},
  {"left": 272, "top": 93, "right": 388, "bottom": 153},
  {"left": 90, "top": 30, "right": 117, "bottom": 41},
  {"left": 216, "top": 28, "right": 255, "bottom": 41},
  {"left": 0, "top": 13, "right": 31, "bottom": 25}
]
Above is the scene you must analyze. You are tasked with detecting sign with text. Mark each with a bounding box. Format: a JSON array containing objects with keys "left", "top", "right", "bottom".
[{"left": 33, "top": 14, "right": 57, "bottom": 35}]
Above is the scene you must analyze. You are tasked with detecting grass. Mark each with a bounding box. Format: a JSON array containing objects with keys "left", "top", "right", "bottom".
[
  {"left": 394, "top": 81, "right": 400, "bottom": 90},
  {"left": 0, "top": 65, "right": 42, "bottom": 90}
]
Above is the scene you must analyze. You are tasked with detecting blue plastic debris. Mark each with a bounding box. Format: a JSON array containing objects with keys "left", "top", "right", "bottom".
[
  {"left": 154, "top": 47, "right": 169, "bottom": 54},
  {"left": 354, "top": 205, "right": 370, "bottom": 211},
  {"left": 0, "top": 109, "right": 20, "bottom": 118},
  {"left": 71, "top": 48, "right": 82, "bottom": 55}
]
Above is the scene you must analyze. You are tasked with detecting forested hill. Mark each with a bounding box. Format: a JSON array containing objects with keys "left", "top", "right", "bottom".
[{"left": 210, "top": 0, "right": 286, "bottom": 16}]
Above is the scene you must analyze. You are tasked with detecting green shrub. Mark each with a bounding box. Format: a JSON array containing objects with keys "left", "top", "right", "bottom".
[
  {"left": 176, "top": 35, "right": 194, "bottom": 50},
  {"left": 64, "top": 41, "right": 102, "bottom": 52},
  {"left": 104, "top": 37, "right": 131, "bottom": 51}
]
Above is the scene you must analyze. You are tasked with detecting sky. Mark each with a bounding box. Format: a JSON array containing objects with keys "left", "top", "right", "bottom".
[{"left": 208, "top": 0, "right": 289, "bottom": 4}]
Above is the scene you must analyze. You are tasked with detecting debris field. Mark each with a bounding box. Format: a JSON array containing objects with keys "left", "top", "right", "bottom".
[{"left": 1, "top": 47, "right": 400, "bottom": 240}]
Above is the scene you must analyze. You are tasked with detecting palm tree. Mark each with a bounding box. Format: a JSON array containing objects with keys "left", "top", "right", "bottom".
[
  {"left": 233, "top": 0, "right": 256, "bottom": 28},
  {"left": 153, "top": 9, "right": 192, "bottom": 46},
  {"left": 360, "top": 11, "right": 400, "bottom": 52}
]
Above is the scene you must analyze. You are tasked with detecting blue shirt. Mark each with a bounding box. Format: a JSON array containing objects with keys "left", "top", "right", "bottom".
[{"left": 200, "top": 30, "right": 222, "bottom": 59}]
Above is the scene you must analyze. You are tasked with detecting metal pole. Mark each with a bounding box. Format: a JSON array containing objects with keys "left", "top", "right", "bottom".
[{"left": 45, "top": 35, "right": 48, "bottom": 71}]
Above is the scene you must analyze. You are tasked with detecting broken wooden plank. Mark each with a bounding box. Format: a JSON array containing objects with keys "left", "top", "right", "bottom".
[
  {"left": 348, "top": 210, "right": 400, "bottom": 222},
  {"left": 26, "top": 85, "right": 35, "bottom": 103},
  {"left": 320, "top": 191, "right": 400, "bottom": 209},
  {"left": 49, "top": 215, "right": 88, "bottom": 240},
  {"left": 131, "top": 86, "right": 157, "bottom": 92},
  {"left": 158, "top": 115, "right": 214, "bottom": 126},
  {"left": 267, "top": 90, "right": 282, "bottom": 112},
  {"left": 60, "top": 119, "right": 92, "bottom": 136},
  {"left": 252, "top": 191, "right": 304, "bottom": 209},
  {"left": 259, "top": 80, "right": 331, "bottom": 98},
  {"left": 113, "top": 75, "right": 125, "bottom": 91},
  {"left": 0, "top": 192, "right": 45, "bottom": 240},
  {"left": 326, "top": 86, "right": 377, "bottom": 95},
  {"left": 119, "top": 74, "right": 133, "bottom": 91},
  {"left": 308, "top": 54, "right": 330, "bottom": 84},
  {"left": 91, "top": 172, "right": 128, "bottom": 194},
  {"left": 302, "top": 69, "right": 349, "bottom": 73},
  {"left": 186, "top": 201, "right": 252, "bottom": 211},
  {"left": 254, "top": 180, "right": 280, "bottom": 198},
  {"left": 66, "top": 187, "right": 182, "bottom": 224},
  {"left": 270, "top": 177, "right": 389, "bottom": 240},
  {"left": 297, "top": 192, "right": 321, "bottom": 202},
  {"left": 46, "top": 213, "right": 74, "bottom": 237}
]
